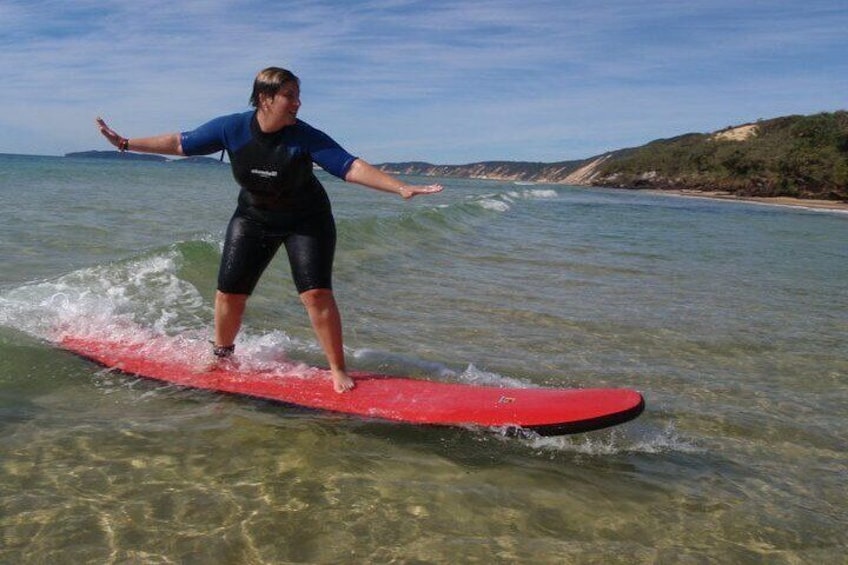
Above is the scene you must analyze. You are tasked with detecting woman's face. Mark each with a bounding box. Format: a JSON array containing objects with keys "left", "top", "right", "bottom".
[{"left": 263, "top": 82, "right": 301, "bottom": 127}]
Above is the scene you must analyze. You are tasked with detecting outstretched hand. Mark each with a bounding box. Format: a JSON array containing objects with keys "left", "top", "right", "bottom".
[
  {"left": 398, "top": 184, "right": 444, "bottom": 200},
  {"left": 95, "top": 117, "right": 125, "bottom": 149}
]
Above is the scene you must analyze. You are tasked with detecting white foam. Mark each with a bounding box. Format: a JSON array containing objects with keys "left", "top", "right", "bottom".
[
  {"left": 352, "top": 348, "right": 456, "bottom": 378},
  {"left": 457, "top": 364, "right": 531, "bottom": 388},
  {"left": 507, "top": 188, "right": 558, "bottom": 200},
  {"left": 0, "top": 248, "right": 209, "bottom": 343},
  {"left": 230, "top": 330, "right": 314, "bottom": 373},
  {"left": 477, "top": 199, "right": 511, "bottom": 212},
  {"left": 471, "top": 187, "right": 559, "bottom": 214},
  {"left": 510, "top": 422, "right": 702, "bottom": 455},
  {"left": 526, "top": 188, "right": 558, "bottom": 199}
]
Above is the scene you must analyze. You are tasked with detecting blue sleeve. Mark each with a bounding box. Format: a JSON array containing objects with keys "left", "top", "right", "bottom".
[
  {"left": 302, "top": 124, "right": 357, "bottom": 179},
  {"left": 180, "top": 113, "right": 251, "bottom": 156}
]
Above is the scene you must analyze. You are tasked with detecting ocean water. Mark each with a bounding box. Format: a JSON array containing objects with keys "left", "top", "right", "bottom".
[{"left": 1, "top": 153, "right": 846, "bottom": 563}]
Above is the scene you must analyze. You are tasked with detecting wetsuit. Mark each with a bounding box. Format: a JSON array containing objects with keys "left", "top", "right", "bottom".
[{"left": 180, "top": 112, "right": 357, "bottom": 294}]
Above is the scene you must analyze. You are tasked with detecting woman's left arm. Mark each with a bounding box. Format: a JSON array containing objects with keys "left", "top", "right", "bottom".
[{"left": 344, "top": 159, "right": 443, "bottom": 199}]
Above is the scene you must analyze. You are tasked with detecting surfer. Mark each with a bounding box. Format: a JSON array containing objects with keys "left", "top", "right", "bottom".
[{"left": 95, "top": 66, "right": 443, "bottom": 393}]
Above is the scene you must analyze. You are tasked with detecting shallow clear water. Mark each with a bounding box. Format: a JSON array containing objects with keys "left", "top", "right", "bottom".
[{"left": 1, "top": 154, "right": 846, "bottom": 563}]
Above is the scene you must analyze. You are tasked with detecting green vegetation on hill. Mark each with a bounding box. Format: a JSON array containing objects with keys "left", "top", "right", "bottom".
[
  {"left": 594, "top": 111, "right": 848, "bottom": 200},
  {"left": 378, "top": 111, "right": 848, "bottom": 201}
]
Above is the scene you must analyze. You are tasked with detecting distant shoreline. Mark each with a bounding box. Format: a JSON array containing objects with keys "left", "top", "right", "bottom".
[
  {"left": 6, "top": 151, "right": 846, "bottom": 211},
  {"left": 643, "top": 189, "right": 848, "bottom": 213},
  {"left": 62, "top": 150, "right": 225, "bottom": 165}
]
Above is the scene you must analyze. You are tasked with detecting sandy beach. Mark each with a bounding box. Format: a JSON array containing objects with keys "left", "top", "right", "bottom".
[{"left": 645, "top": 189, "right": 848, "bottom": 212}]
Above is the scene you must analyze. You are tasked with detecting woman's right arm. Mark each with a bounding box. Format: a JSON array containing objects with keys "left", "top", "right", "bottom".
[{"left": 95, "top": 117, "right": 185, "bottom": 156}]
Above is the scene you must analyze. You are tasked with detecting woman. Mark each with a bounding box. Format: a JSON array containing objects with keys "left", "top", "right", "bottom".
[{"left": 96, "top": 66, "right": 443, "bottom": 393}]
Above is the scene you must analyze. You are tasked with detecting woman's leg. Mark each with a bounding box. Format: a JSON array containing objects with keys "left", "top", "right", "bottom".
[
  {"left": 214, "top": 211, "right": 280, "bottom": 357},
  {"left": 214, "top": 290, "right": 248, "bottom": 351},
  {"left": 284, "top": 213, "right": 351, "bottom": 392},
  {"left": 300, "top": 288, "right": 354, "bottom": 392}
]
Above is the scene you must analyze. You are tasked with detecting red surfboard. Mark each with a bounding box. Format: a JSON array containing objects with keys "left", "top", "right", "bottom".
[{"left": 59, "top": 334, "right": 644, "bottom": 435}]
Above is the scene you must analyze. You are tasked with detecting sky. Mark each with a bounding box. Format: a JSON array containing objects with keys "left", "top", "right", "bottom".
[{"left": 1, "top": 0, "right": 846, "bottom": 164}]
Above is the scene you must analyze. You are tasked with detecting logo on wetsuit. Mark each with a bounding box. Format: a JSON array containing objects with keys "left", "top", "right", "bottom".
[{"left": 250, "top": 169, "right": 278, "bottom": 178}]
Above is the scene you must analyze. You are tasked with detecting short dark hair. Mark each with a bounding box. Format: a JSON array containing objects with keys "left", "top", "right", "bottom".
[{"left": 250, "top": 67, "right": 300, "bottom": 108}]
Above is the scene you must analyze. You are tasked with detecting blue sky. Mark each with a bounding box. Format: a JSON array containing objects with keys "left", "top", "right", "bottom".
[{"left": 1, "top": 0, "right": 846, "bottom": 164}]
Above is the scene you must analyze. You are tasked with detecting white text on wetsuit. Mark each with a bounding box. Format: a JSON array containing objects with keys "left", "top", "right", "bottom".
[{"left": 251, "top": 169, "right": 278, "bottom": 178}]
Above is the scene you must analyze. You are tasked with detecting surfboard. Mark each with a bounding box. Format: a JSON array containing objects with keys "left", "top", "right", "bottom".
[{"left": 59, "top": 334, "right": 644, "bottom": 435}]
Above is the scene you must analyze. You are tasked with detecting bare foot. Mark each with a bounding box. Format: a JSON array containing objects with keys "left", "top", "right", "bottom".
[
  {"left": 202, "top": 353, "right": 240, "bottom": 373},
  {"left": 332, "top": 369, "right": 355, "bottom": 393}
]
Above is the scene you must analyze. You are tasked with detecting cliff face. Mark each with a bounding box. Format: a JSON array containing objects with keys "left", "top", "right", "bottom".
[
  {"left": 378, "top": 158, "right": 594, "bottom": 184},
  {"left": 378, "top": 111, "right": 848, "bottom": 201},
  {"left": 561, "top": 155, "right": 612, "bottom": 185}
]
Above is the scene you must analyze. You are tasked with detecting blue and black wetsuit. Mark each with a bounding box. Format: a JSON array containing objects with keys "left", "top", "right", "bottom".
[{"left": 180, "top": 112, "right": 357, "bottom": 294}]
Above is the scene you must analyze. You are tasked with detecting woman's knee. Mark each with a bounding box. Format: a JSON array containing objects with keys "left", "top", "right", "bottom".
[
  {"left": 299, "top": 288, "right": 334, "bottom": 309},
  {"left": 216, "top": 290, "right": 249, "bottom": 308}
]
